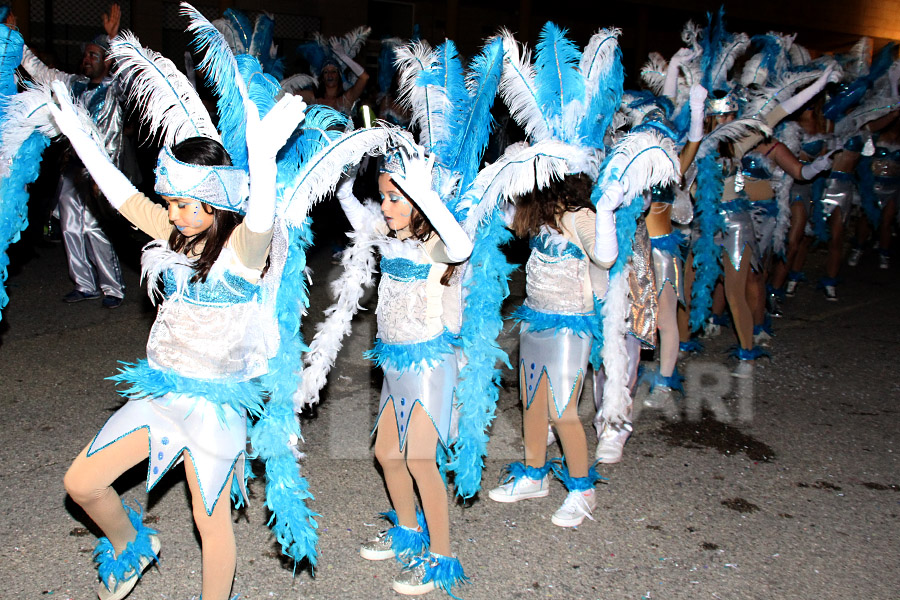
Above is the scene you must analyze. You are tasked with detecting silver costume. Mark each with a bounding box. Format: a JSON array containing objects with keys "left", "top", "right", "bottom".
[
  {"left": 649, "top": 232, "right": 685, "bottom": 305},
  {"left": 517, "top": 221, "right": 597, "bottom": 417},
  {"left": 718, "top": 199, "right": 759, "bottom": 271},
  {"left": 820, "top": 171, "right": 856, "bottom": 224},
  {"left": 370, "top": 236, "right": 461, "bottom": 450},
  {"left": 21, "top": 48, "right": 129, "bottom": 298},
  {"left": 870, "top": 142, "right": 900, "bottom": 211},
  {"left": 628, "top": 222, "right": 657, "bottom": 346},
  {"left": 750, "top": 198, "right": 778, "bottom": 257}
]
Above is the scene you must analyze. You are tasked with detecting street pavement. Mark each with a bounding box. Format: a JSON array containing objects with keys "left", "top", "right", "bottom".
[{"left": 0, "top": 233, "right": 897, "bottom": 600}]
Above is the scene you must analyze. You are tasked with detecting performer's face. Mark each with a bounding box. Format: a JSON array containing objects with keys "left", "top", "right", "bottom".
[
  {"left": 164, "top": 196, "right": 215, "bottom": 237},
  {"left": 81, "top": 44, "right": 107, "bottom": 80},
  {"left": 378, "top": 174, "right": 413, "bottom": 231},
  {"left": 322, "top": 65, "right": 340, "bottom": 87}
]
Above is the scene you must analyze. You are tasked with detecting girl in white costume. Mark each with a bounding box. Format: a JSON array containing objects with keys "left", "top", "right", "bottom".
[
  {"left": 45, "top": 38, "right": 306, "bottom": 600},
  {"left": 337, "top": 146, "right": 473, "bottom": 595}
]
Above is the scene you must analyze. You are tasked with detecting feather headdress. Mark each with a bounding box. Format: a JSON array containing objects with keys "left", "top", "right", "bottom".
[{"left": 297, "top": 26, "right": 371, "bottom": 83}]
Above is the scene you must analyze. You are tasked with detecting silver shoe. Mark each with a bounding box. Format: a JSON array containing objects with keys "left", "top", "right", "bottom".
[
  {"left": 360, "top": 530, "right": 395, "bottom": 561},
  {"left": 392, "top": 561, "right": 435, "bottom": 595}
]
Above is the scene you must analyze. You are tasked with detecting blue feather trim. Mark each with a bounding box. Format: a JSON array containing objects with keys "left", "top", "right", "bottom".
[
  {"left": 418, "top": 552, "right": 469, "bottom": 598},
  {"left": 380, "top": 508, "right": 430, "bottom": 563},
  {"left": 498, "top": 461, "right": 553, "bottom": 485},
  {"left": 94, "top": 501, "right": 159, "bottom": 591},
  {"left": 589, "top": 294, "right": 605, "bottom": 371},
  {"left": 649, "top": 230, "right": 688, "bottom": 255},
  {"left": 817, "top": 276, "right": 838, "bottom": 288},
  {"left": 0, "top": 132, "right": 51, "bottom": 321},
  {"left": 729, "top": 345, "right": 770, "bottom": 360},
  {"left": 448, "top": 212, "right": 514, "bottom": 499},
  {"left": 550, "top": 458, "right": 606, "bottom": 492},
  {"left": 788, "top": 270, "right": 806, "bottom": 283},
  {"left": 690, "top": 152, "right": 726, "bottom": 332},
  {"left": 679, "top": 340, "right": 704, "bottom": 353},
  {"left": 639, "top": 366, "right": 685, "bottom": 394},
  {"left": 365, "top": 329, "right": 460, "bottom": 373},
  {"left": 107, "top": 360, "right": 266, "bottom": 424},
  {"left": 582, "top": 40, "right": 623, "bottom": 148},
  {"left": 255, "top": 223, "right": 319, "bottom": 569},
  {"left": 753, "top": 315, "right": 774, "bottom": 336},
  {"left": 535, "top": 23, "right": 585, "bottom": 129},
  {"left": 511, "top": 304, "right": 595, "bottom": 337}
]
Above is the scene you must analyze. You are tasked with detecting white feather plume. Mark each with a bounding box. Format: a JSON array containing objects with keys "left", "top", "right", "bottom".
[
  {"left": 697, "top": 118, "right": 773, "bottom": 159},
  {"left": 709, "top": 32, "right": 750, "bottom": 91},
  {"left": 596, "top": 130, "right": 680, "bottom": 200},
  {"left": 279, "top": 126, "right": 412, "bottom": 225},
  {"left": 580, "top": 27, "right": 621, "bottom": 109},
  {"left": 281, "top": 73, "right": 318, "bottom": 94},
  {"left": 640, "top": 52, "right": 668, "bottom": 95},
  {"left": 109, "top": 32, "right": 219, "bottom": 146},
  {"left": 459, "top": 140, "right": 597, "bottom": 235},
  {"left": 296, "top": 224, "right": 379, "bottom": 409},
  {"left": 771, "top": 166, "right": 792, "bottom": 256},
  {"left": 212, "top": 17, "right": 246, "bottom": 54},
  {"left": 395, "top": 41, "right": 450, "bottom": 153},
  {"left": 743, "top": 69, "right": 827, "bottom": 119},
  {"left": 498, "top": 28, "right": 553, "bottom": 143},
  {"left": 599, "top": 267, "right": 633, "bottom": 425}
]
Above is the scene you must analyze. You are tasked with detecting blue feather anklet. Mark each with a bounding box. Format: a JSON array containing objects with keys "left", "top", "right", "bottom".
[
  {"left": 94, "top": 501, "right": 160, "bottom": 597},
  {"left": 551, "top": 458, "right": 606, "bottom": 492},
  {"left": 380, "top": 508, "right": 430, "bottom": 564},
  {"left": 730, "top": 345, "right": 770, "bottom": 361},
  {"left": 639, "top": 366, "right": 685, "bottom": 394},
  {"left": 498, "top": 461, "right": 553, "bottom": 485},
  {"left": 419, "top": 552, "right": 469, "bottom": 598},
  {"left": 679, "top": 340, "right": 704, "bottom": 353}
]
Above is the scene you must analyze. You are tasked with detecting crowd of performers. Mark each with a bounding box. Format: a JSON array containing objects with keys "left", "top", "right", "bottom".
[{"left": 0, "top": 3, "right": 897, "bottom": 599}]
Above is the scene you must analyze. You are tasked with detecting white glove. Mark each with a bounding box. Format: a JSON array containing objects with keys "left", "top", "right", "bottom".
[
  {"left": 592, "top": 210, "right": 618, "bottom": 267},
  {"left": 663, "top": 48, "right": 694, "bottom": 99},
  {"left": 244, "top": 94, "right": 307, "bottom": 232},
  {"left": 800, "top": 151, "right": 834, "bottom": 180},
  {"left": 779, "top": 65, "right": 835, "bottom": 115},
  {"left": 391, "top": 148, "right": 473, "bottom": 262},
  {"left": 330, "top": 41, "right": 365, "bottom": 78},
  {"left": 688, "top": 85, "right": 708, "bottom": 142},
  {"left": 595, "top": 180, "right": 626, "bottom": 211},
  {"left": 335, "top": 172, "right": 368, "bottom": 231},
  {"left": 47, "top": 81, "right": 137, "bottom": 209}
]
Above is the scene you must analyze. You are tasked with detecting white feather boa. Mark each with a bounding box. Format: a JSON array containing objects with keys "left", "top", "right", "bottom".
[
  {"left": 297, "top": 224, "right": 379, "bottom": 409},
  {"left": 599, "top": 266, "right": 632, "bottom": 425}
]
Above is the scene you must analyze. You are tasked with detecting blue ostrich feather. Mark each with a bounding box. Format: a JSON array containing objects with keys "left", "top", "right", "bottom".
[
  {"left": 0, "top": 131, "right": 50, "bottom": 321},
  {"left": 420, "top": 39, "right": 465, "bottom": 162},
  {"left": 380, "top": 508, "right": 430, "bottom": 562},
  {"left": 250, "top": 13, "right": 282, "bottom": 78},
  {"left": 534, "top": 23, "right": 585, "bottom": 128},
  {"left": 588, "top": 295, "right": 604, "bottom": 371},
  {"left": 445, "top": 36, "right": 503, "bottom": 196},
  {"left": 825, "top": 43, "right": 897, "bottom": 122},
  {"left": 447, "top": 212, "right": 513, "bottom": 499},
  {"left": 581, "top": 38, "right": 623, "bottom": 148},
  {"left": 679, "top": 340, "right": 704, "bottom": 353},
  {"left": 689, "top": 151, "right": 726, "bottom": 332},
  {"left": 378, "top": 41, "right": 397, "bottom": 94},
  {"left": 184, "top": 4, "right": 250, "bottom": 169},
  {"left": 254, "top": 222, "right": 319, "bottom": 569},
  {"left": 107, "top": 359, "right": 267, "bottom": 424},
  {"left": 730, "top": 345, "right": 770, "bottom": 360},
  {"left": 296, "top": 40, "right": 327, "bottom": 75},
  {"left": 639, "top": 365, "right": 685, "bottom": 394},
  {"left": 224, "top": 8, "right": 253, "bottom": 50},
  {"left": 498, "top": 460, "right": 553, "bottom": 483}
]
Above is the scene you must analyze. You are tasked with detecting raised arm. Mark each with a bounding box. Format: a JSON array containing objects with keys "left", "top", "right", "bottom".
[
  {"left": 335, "top": 171, "right": 372, "bottom": 232},
  {"left": 662, "top": 48, "right": 694, "bottom": 100},
  {"left": 244, "top": 94, "right": 307, "bottom": 233},
  {"left": 391, "top": 151, "right": 473, "bottom": 262},
  {"left": 21, "top": 45, "right": 76, "bottom": 86},
  {"left": 330, "top": 41, "right": 370, "bottom": 105},
  {"left": 590, "top": 180, "right": 626, "bottom": 269},
  {"left": 47, "top": 81, "right": 136, "bottom": 208}
]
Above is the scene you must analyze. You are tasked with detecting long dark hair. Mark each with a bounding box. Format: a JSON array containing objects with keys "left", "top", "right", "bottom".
[
  {"left": 166, "top": 137, "right": 242, "bottom": 282},
  {"left": 511, "top": 173, "right": 594, "bottom": 238}
]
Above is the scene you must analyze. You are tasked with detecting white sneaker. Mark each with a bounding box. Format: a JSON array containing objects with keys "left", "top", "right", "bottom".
[
  {"left": 359, "top": 530, "right": 395, "bottom": 561},
  {"left": 700, "top": 322, "right": 721, "bottom": 339},
  {"left": 785, "top": 280, "right": 798, "bottom": 297},
  {"left": 753, "top": 330, "right": 773, "bottom": 347},
  {"left": 97, "top": 534, "right": 161, "bottom": 600},
  {"left": 847, "top": 247, "right": 862, "bottom": 267},
  {"left": 595, "top": 422, "right": 632, "bottom": 464},
  {"left": 731, "top": 361, "right": 754, "bottom": 379},
  {"left": 488, "top": 474, "right": 550, "bottom": 503},
  {"left": 551, "top": 489, "right": 597, "bottom": 527},
  {"left": 823, "top": 285, "right": 838, "bottom": 301},
  {"left": 643, "top": 386, "right": 673, "bottom": 409},
  {"left": 879, "top": 254, "right": 890, "bottom": 269}
]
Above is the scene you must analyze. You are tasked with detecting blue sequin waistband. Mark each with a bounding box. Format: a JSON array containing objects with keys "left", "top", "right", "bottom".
[{"left": 829, "top": 170, "right": 855, "bottom": 182}]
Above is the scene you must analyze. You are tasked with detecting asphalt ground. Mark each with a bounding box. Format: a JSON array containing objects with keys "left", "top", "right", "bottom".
[{"left": 0, "top": 229, "right": 897, "bottom": 600}]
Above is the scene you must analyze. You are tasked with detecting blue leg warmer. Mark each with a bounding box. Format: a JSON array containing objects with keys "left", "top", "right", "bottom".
[
  {"left": 93, "top": 501, "right": 159, "bottom": 591},
  {"left": 497, "top": 461, "right": 553, "bottom": 487},
  {"left": 550, "top": 459, "right": 606, "bottom": 492},
  {"left": 729, "top": 345, "right": 770, "bottom": 360},
  {"left": 418, "top": 552, "right": 469, "bottom": 599},
  {"left": 679, "top": 340, "right": 704, "bottom": 353},
  {"left": 639, "top": 366, "right": 685, "bottom": 394},
  {"left": 381, "top": 508, "right": 430, "bottom": 563}
]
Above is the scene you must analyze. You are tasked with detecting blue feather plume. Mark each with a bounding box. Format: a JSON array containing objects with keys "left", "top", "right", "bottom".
[
  {"left": 224, "top": 8, "right": 253, "bottom": 50},
  {"left": 534, "top": 23, "right": 585, "bottom": 127},
  {"left": 0, "top": 131, "right": 50, "bottom": 321},
  {"left": 183, "top": 3, "right": 250, "bottom": 169},
  {"left": 250, "top": 12, "right": 282, "bottom": 78},
  {"left": 420, "top": 40, "right": 465, "bottom": 161},
  {"left": 689, "top": 151, "right": 725, "bottom": 331},
  {"left": 448, "top": 211, "right": 513, "bottom": 498}
]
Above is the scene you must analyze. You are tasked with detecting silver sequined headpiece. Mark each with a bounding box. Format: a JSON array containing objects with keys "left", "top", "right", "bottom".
[
  {"left": 154, "top": 146, "right": 250, "bottom": 214},
  {"left": 705, "top": 89, "right": 740, "bottom": 115}
]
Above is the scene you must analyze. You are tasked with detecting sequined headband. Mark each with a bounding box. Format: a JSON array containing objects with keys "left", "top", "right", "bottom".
[
  {"left": 154, "top": 146, "right": 249, "bottom": 214},
  {"left": 378, "top": 148, "right": 406, "bottom": 177},
  {"left": 705, "top": 90, "right": 740, "bottom": 115}
]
